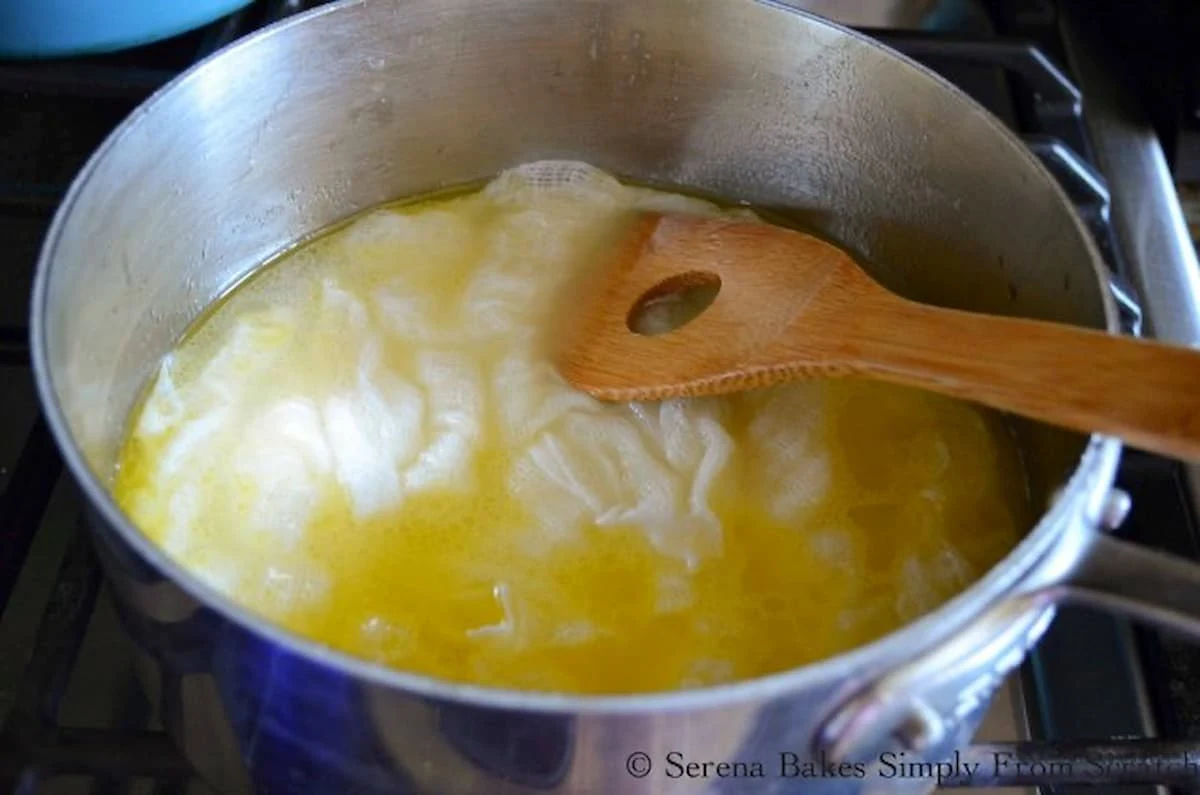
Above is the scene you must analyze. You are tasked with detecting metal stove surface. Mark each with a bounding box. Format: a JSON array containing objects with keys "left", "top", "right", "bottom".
[{"left": 2, "top": 1, "right": 1199, "bottom": 793}]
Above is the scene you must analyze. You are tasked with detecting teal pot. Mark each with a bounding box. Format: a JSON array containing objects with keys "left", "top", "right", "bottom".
[{"left": 0, "top": 0, "right": 254, "bottom": 57}]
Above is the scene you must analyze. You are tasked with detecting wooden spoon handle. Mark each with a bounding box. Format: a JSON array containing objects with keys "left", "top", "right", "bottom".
[{"left": 836, "top": 298, "right": 1200, "bottom": 460}]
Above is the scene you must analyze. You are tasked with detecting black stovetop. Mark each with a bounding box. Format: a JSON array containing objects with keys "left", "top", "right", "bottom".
[{"left": 2, "top": 1, "right": 1200, "bottom": 793}]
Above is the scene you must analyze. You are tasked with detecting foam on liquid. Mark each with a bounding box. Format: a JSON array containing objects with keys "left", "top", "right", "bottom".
[{"left": 114, "top": 162, "right": 1030, "bottom": 694}]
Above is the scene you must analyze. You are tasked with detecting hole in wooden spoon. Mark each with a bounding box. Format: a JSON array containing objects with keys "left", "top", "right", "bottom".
[{"left": 627, "top": 271, "right": 721, "bottom": 336}]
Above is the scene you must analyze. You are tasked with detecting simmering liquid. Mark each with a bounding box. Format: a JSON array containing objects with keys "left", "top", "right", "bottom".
[{"left": 114, "top": 162, "right": 1030, "bottom": 694}]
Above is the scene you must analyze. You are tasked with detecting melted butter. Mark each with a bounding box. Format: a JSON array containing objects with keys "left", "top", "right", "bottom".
[{"left": 113, "top": 162, "right": 1030, "bottom": 694}]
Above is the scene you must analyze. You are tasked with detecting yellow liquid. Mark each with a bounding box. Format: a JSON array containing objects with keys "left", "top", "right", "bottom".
[{"left": 114, "top": 162, "right": 1030, "bottom": 694}]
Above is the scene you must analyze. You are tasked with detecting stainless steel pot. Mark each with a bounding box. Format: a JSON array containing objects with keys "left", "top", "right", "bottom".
[{"left": 29, "top": 0, "right": 1200, "bottom": 792}]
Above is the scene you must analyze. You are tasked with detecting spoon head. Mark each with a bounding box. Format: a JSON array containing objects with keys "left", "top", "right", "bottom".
[{"left": 554, "top": 212, "right": 871, "bottom": 402}]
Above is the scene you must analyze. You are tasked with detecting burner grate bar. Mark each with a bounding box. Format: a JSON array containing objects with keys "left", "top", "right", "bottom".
[
  {"left": 872, "top": 31, "right": 1092, "bottom": 160},
  {"left": 871, "top": 33, "right": 1081, "bottom": 112},
  {"left": 12, "top": 524, "right": 102, "bottom": 726},
  {"left": 1, "top": 728, "right": 191, "bottom": 783},
  {"left": 0, "top": 421, "right": 62, "bottom": 615}
]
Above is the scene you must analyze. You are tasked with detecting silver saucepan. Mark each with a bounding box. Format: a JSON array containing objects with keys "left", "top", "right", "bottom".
[{"left": 30, "top": 0, "right": 1200, "bottom": 792}]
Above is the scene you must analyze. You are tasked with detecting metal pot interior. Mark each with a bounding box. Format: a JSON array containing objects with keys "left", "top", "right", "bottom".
[{"left": 35, "top": 0, "right": 1110, "bottom": 670}]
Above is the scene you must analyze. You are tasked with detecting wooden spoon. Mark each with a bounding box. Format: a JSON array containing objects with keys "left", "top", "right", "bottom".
[{"left": 555, "top": 213, "right": 1200, "bottom": 461}]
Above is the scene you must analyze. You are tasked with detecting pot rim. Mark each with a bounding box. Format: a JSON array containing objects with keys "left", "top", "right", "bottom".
[{"left": 29, "top": 0, "right": 1123, "bottom": 715}]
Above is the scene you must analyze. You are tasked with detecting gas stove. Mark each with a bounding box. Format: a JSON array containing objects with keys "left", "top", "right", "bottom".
[{"left": 2, "top": 1, "right": 1200, "bottom": 793}]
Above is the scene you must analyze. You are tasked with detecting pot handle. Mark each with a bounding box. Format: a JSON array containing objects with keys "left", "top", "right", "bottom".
[
  {"left": 814, "top": 527, "right": 1200, "bottom": 769},
  {"left": 1053, "top": 530, "right": 1200, "bottom": 641},
  {"left": 814, "top": 592, "right": 1059, "bottom": 765}
]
